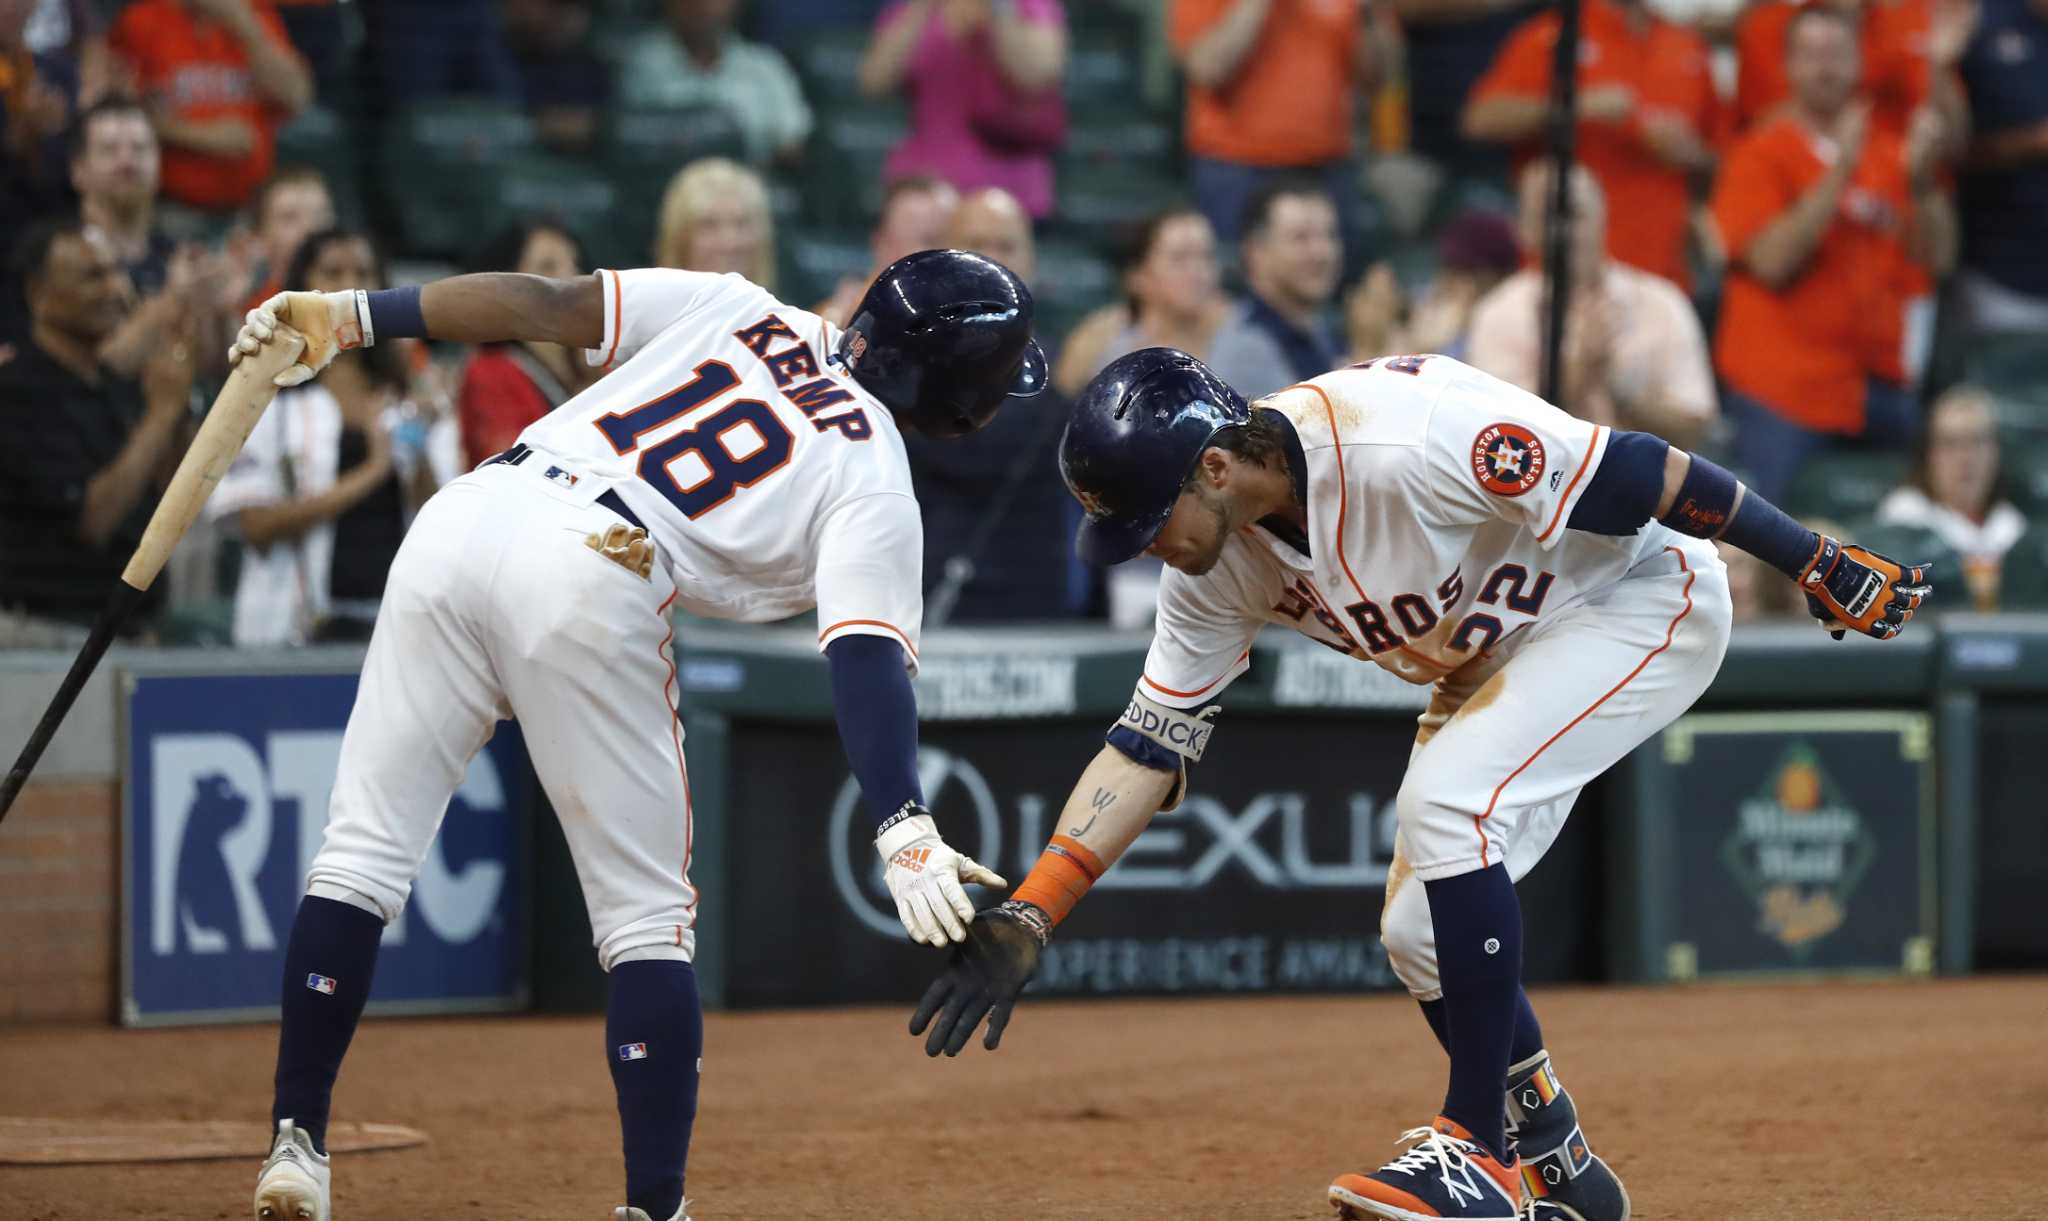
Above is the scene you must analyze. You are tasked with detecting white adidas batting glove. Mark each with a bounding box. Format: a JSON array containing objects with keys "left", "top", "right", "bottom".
[
  {"left": 875, "top": 807, "right": 1007, "bottom": 947},
  {"left": 227, "top": 290, "right": 362, "bottom": 387}
]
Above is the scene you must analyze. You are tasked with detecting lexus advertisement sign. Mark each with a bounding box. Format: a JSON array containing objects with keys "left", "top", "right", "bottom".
[{"left": 724, "top": 718, "right": 1422, "bottom": 1007}]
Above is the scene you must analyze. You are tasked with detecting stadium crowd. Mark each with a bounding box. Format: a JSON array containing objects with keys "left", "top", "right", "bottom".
[{"left": 1, "top": 0, "right": 2044, "bottom": 646}]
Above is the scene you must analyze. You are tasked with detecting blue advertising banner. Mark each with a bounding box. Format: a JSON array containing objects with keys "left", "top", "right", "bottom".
[{"left": 122, "top": 671, "right": 529, "bottom": 1025}]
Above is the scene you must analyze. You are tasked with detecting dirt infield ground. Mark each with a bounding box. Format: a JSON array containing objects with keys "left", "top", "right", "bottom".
[{"left": 3, "top": 975, "right": 2042, "bottom": 1221}]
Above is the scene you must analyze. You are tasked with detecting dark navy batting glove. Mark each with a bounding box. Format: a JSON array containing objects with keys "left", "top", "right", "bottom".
[{"left": 909, "top": 901, "right": 1046, "bottom": 1057}]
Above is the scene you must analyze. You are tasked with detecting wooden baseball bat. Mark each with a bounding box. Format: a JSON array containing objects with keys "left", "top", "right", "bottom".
[{"left": 0, "top": 329, "right": 305, "bottom": 825}]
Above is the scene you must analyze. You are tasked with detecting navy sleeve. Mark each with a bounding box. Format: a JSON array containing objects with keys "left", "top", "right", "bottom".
[
  {"left": 1567, "top": 430, "right": 1670, "bottom": 536},
  {"left": 826, "top": 633, "right": 923, "bottom": 826}
]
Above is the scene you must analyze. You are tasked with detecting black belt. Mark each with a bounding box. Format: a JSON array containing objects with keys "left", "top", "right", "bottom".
[{"left": 484, "top": 444, "right": 646, "bottom": 532}]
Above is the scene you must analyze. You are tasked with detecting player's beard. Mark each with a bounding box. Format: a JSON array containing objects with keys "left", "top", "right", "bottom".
[{"left": 1177, "top": 489, "right": 1235, "bottom": 576}]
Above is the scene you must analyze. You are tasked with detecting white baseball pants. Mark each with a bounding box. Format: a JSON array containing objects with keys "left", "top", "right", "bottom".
[
  {"left": 1381, "top": 542, "right": 1732, "bottom": 1000},
  {"left": 305, "top": 462, "right": 699, "bottom": 968}
]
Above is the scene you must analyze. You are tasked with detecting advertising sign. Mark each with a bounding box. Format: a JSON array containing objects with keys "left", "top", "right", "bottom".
[
  {"left": 123, "top": 671, "right": 529, "bottom": 1025},
  {"left": 1655, "top": 711, "right": 1936, "bottom": 978},
  {"left": 721, "top": 718, "right": 1423, "bottom": 1007}
]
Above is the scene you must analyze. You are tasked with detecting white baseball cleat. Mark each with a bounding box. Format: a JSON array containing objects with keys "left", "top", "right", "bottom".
[
  {"left": 613, "top": 1202, "right": 690, "bottom": 1221},
  {"left": 253, "top": 1119, "right": 330, "bottom": 1221}
]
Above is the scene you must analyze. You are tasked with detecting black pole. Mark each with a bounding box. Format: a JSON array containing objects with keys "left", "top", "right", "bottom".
[
  {"left": 0, "top": 583, "right": 142, "bottom": 824},
  {"left": 1538, "top": 0, "right": 1583, "bottom": 407}
]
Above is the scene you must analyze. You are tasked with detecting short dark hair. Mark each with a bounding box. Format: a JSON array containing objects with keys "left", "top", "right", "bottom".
[
  {"left": 1185, "top": 408, "right": 1288, "bottom": 488},
  {"left": 1785, "top": 4, "right": 1858, "bottom": 48},
  {"left": 252, "top": 166, "right": 332, "bottom": 225},
  {"left": 466, "top": 216, "right": 590, "bottom": 275},
  {"left": 1240, "top": 177, "right": 1334, "bottom": 244},
  {"left": 68, "top": 97, "right": 152, "bottom": 161},
  {"left": 880, "top": 174, "right": 950, "bottom": 215},
  {"left": 1111, "top": 204, "right": 1203, "bottom": 310},
  {"left": 8, "top": 215, "right": 89, "bottom": 291}
]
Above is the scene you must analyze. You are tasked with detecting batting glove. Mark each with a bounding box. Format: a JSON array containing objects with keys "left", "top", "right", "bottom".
[
  {"left": 227, "top": 290, "right": 362, "bottom": 388},
  {"left": 875, "top": 806, "right": 1007, "bottom": 947},
  {"left": 1799, "top": 536, "right": 1933, "bottom": 640},
  {"left": 910, "top": 901, "right": 1047, "bottom": 1056}
]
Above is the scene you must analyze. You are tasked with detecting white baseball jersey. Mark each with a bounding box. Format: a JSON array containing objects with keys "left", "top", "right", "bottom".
[
  {"left": 302, "top": 268, "right": 934, "bottom": 971},
  {"left": 1139, "top": 354, "right": 1694, "bottom": 708},
  {"left": 1128, "top": 353, "right": 1731, "bottom": 910},
  {"left": 519, "top": 267, "right": 923, "bottom": 666}
]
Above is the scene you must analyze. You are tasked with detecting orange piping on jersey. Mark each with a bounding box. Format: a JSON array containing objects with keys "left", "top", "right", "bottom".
[
  {"left": 601, "top": 269, "right": 624, "bottom": 370},
  {"left": 1470, "top": 546, "right": 1696, "bottom": 866},
  {"left": 1536, "top": 425, "right": 1608, "bottom": 544},
  {"left": 819, "top": 618, "right": 919, "bottom": 660},
  {"left": 1140, "top": 649, "right": 1250, "bottom": 701},
  {"left": 656, "top": 589, "right": 700, "bottom": 917}
]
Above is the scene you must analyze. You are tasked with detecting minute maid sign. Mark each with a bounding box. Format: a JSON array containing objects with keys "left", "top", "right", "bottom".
[
  {"left": 1721, "top": 744, "right": 1878, "bottom": 955},
  {"left": 122, "top": 670, "right": 530, "bottom": 1025},
  {"left": 1652, "top": 710, "right": 1935, "bottom": 979}
]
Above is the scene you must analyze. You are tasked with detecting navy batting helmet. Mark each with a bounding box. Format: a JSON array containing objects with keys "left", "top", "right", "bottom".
[
  {"left": 1060, "top": 347, "right": 1249, "bottom": 566},
  {"left": 833, "top": 249, "right": 1047, "bottom": 439}
]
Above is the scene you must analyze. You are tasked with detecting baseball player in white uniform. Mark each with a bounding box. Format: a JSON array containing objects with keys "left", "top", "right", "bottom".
[
  {"left": 227, "top": 249, "right": 1048, "bottom": 1221},
  {"left": 908, "top": 348, "right": 1930, "bottom": 1221}
]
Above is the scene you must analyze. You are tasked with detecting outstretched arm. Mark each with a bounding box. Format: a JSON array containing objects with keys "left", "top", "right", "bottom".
[
  {"left": 1569, "top": 433, "right": 1932, "bottom": 639},
  {"left": 229, "top": 274, "right": 606, "bottom": 386},
  {"left": 419, "top": 273, "right": 604, "bottom": 347}
]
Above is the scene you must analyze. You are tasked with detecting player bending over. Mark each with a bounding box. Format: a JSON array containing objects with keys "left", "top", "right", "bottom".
[
  {"left": 910, "top": 348, "right": 1928, "bottom": 1221},
  {"left": 229, "top": 250, "right": 1046, "bottom": 1221}
]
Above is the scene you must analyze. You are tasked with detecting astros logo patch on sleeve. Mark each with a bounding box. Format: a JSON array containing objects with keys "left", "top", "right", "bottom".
[{"left": 1471, "top": 423, "right": 1546, "bottom": 497}]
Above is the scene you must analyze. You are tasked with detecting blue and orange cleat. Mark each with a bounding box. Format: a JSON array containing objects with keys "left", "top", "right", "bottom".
[{"left": 1329, "top": 1116, "right": 1522, "bottom": 1221}]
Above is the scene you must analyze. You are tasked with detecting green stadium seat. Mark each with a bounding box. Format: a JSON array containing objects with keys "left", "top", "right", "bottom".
[
  {"left": 1065, "top": 35, "right": 1137, "bottom": 104},
  {"left": 1051, "top": 164, "right": 1183, "bottom": 236},
  {"left": 381, "top": 100, "right": 539, "bottom": 258},
  {"left": 1429, "top": 174, "right": 1517, "bottom": 232},
  {"left": 273, "top": 104, "right": 365, "bottom": 226},
  {"left": 1035, "top": 240, "right": 1117, "bottom": 345},
  {"left": 1779, "top": 451, "right": 1911, "bottom": 524},
  {"left": 809, "top": 104, "right": 909, "bottom": 223},
  {"left": 604, "top": 105, "right": 749, "bottom": 233},
  {"left": 1057, "top": 107, "right": 1175, "bottom": 176},
  {"left": 492, "top": 154, "right": 627, "bottom": 267},
  {"left": 1991, "top": 527, "right": 2048, "bottom": 610},
  {"left": 782, "top": 228, "right": 871, "bottom": 311},
  {"left": 794, "top": 26, "right": 874, "bottom": 102},
  {"left": 1966, "top": 331, "right": 2048, "bottom": 412}
]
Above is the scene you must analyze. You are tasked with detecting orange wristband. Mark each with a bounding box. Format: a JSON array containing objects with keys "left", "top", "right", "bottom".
[{"left": 1010, "top": 835, "right": 1106, "bottom": 926}]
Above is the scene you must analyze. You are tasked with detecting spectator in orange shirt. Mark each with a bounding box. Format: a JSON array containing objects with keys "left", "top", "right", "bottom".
[
  {"left": 108, "top": 0, "right": 311, "bottom": 213},
  {"left": 1463, "top": 0, "right": 1719, "bottom": 289},
  {"left": 1169, "top": 0, "right": 1387, "bottom": 258},
  {"left": 1710, "top": 5, "right": 1955, "bottom": 501},
  {"left": 1731, "top": 0, "right": 1974, "bottom": 140}
]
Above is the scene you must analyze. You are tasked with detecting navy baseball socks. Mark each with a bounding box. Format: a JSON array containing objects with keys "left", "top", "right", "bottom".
[
  {"left": 1506, "top": 1051, "right": 1631, "bottom": 1221},
  {"left": 607, "top": 959, "right": 703, "bottom": 1221},
  {"left": 258, "top": 895, "right": 380, "bottom": 1221},
  {"left": 1331, "top": 865, "right": 1525, "bottom": 1220},
  {"left": 272, "top": 895, "right": 385, "bottom": 1153}
]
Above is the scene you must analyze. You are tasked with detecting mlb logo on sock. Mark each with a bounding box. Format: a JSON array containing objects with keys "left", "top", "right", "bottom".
[
  {"left": 619, "top": 1043, "right": 649, "bottom": 1062},
  {"left": 306, "top": 974, "right": 337, "bottom": 995}
]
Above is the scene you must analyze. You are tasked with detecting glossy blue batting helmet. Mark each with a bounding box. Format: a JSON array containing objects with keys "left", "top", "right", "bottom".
[
  {"left": 833, "top": 248, "right": 1047, "bottom": 439},
  {"left": 1059, "top": 347, "right": 1250, "bottom": 566}
]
